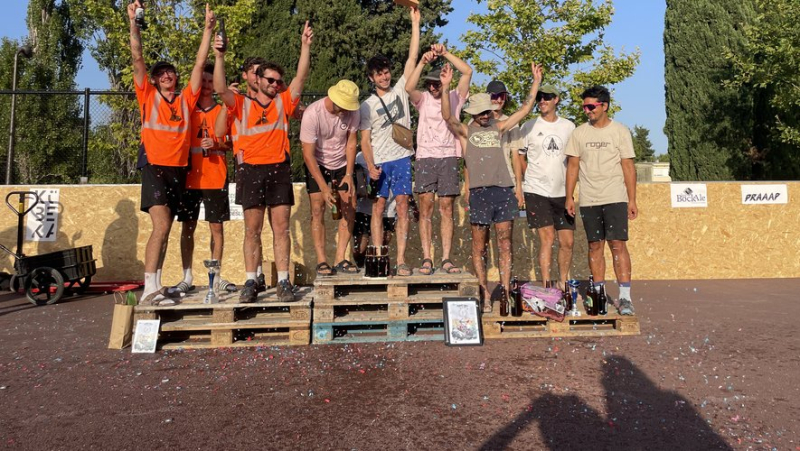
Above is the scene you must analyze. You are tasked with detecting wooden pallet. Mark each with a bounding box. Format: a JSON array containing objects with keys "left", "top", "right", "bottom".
[
  {"left": 312, "top": 319, "right": 445, "bottom": 344},
  {"left": 133, "top": 286, "right": 313, "bottom": 350},
  {"left": 313, "top": 269, "right": 479, "bottom": 301},
  {"left": 482, "top": 300, "right": 640, "bottom": 339}
]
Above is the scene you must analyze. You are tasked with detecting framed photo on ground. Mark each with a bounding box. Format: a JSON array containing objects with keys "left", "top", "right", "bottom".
[
  {"left": 132, "top": 319, "right": 160, "bottom": 353},
  {"left": 443, "top": 297, "right": 483, "bottom": 346}
]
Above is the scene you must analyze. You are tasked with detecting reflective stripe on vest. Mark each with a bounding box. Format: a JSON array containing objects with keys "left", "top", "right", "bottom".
[
  {"left": 238, "top": 96, "right": 289, "bottom": 137},
  {"left": 190, "top": 147, "right": 226, "bottom": 157},
  {"left": 142, "top": 93, "right": 190, "bottom": 133}
]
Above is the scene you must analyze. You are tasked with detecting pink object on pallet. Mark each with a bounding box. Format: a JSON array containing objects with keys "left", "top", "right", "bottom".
[{"left": 520, "top": 283, "right": 566, "bottom": 322}]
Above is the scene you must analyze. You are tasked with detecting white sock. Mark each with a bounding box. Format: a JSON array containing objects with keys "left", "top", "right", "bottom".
[
  {"left": 256, "top": 265, "right": 263, "bottom": 277},
  {"left": 246, "top": 272, "right": 257, "bottom": 282},
  {"left": 619, "top": 284, "right": 631, "bottom": 300},
  {"left": 278, "top": 271, "right": 289, "bottom": 282},
  {"left": 143, "top": 272, "right": 158, "bottom": 297},
  {"left": 183, "top": 268, "right": 193, "bottom": 286}
]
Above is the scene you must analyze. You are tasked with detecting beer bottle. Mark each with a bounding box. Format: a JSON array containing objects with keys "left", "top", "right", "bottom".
[
  {"left": 585, "top": 276, "right": 596, "bottom": 316},
  {"left": 133, "top": 1, "right": 147, "bottom": 30},
  {"left": 365, "top": 245, "right": 376, "bottom": 278},
  {"left": 331, "top": 182, "right": 342, "bottom": 220},
  {"left": 499, "top": 289, "right": 509, "bottom": 317},
  {"left": 217, "top": 18, "right": 227, "bottom": 52},
  {"left": 564, "top": 281, "right": 573, "bottom": 312},
  {"left": 598, "top": 284, "right": 608, "bottom": 315},
  {"left": 511, "top": 277, "right": 523, "bottom": 317}
]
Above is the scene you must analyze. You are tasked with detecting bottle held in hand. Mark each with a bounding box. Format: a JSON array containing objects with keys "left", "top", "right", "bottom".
[{"left": 133, "top": 1, "right": 146, "bottom": 30}]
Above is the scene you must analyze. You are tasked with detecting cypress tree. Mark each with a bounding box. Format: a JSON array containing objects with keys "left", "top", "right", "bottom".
[{"left": 664, "top": 0, "right": 756, "bottom": 181}]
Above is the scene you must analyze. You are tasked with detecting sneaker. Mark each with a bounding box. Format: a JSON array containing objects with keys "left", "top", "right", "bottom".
[
  {"left": 617, "top": 298, "right": 635, "bottom": 316},
  {"left": 276, "top": 279, "right": 296, "bottom": 303},
  {"left": 256, "top": 273, "right": 267, "bottom": 293},
  {"left": 239, "top": 279, "right": 258, "bottom": 303}
]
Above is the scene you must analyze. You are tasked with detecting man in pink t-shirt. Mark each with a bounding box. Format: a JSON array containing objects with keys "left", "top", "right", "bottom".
[
  {"left": 300, "top": 80, "right": 361, "bottom": 276},
  {"left": 404, "top": 43, "right": 472, "bottom": 275}
]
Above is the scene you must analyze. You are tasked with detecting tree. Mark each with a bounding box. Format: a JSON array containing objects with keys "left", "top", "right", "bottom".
[
  {"left": 664, "top": 0, "right": 757, "bottom": 181},
  {"left": 726, "top": 0, "right": 800, "bottom": 180},
  {"left": 458, "top": 0, "right": 639, "bottom": 122},
  {"left": 72, "top": 0, "right": 257, "bottom": 182},
  {"left": 632, "top": 125, "right": 655, "bottom": 163},
  {"left": 241, "top": 0, "right": 453, "bottom": 178},
  {"left": 655, "top": 153, "right": 670, "bottom": 163},
  {"left": 0, "top": 0, "right": 84, "bottom": 184}
]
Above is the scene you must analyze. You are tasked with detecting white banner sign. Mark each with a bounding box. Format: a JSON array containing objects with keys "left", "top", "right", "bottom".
[
  {"left": 26, "top": 188, "right": 60, "bottom": 242},
  {"left": 670, "top": 183, "right": 708, "bottom": 208},
  {"left": 741, "top": 184, "right": 788, "bottom": 205}
]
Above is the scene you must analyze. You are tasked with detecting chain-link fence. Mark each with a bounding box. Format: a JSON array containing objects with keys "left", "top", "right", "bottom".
[{"left": 0, "top": 89, "right": 328, "bottom": 185}]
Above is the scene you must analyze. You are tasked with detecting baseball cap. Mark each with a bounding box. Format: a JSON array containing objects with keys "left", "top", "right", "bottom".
[{"left": 486, "top": 80, "right": 508, "bottom": 95}]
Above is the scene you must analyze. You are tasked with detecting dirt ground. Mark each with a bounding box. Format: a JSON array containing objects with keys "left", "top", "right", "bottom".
[{"left": 0, "top": 279, "right": 798, "bottom": 450}]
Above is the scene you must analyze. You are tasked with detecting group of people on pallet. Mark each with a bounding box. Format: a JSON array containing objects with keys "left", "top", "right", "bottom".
[{"left": 129, "top": 2, "right": 637, "bottom": 317}]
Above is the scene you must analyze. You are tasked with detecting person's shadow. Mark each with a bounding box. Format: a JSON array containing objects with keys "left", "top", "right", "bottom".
[
  {"left": 97, "top": 199, "right": 143, "bottom": 281},
  {"left": 480, "top": 355, "right": 732, "bottom": 450}
]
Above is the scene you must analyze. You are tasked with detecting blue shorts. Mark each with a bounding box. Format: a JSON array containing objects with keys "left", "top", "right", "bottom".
[
  {"left": 377, "top": 156, "right": 412, "bottom": 198},
  {"left": 469, "top": 186, "right": 518, "bottom": 225}
]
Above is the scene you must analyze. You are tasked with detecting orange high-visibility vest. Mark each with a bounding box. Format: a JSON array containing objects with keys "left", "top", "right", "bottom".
[
  {"left": 186, "top": 103, "right": 229, "bottom": 189},
  {"left": 135, "top": 80, "right": 200, "bottom": 167},
  {"left": 230, "top": 90, "right": 298, "bottom": 165}
]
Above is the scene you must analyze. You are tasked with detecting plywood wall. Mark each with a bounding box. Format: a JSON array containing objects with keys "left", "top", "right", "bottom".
[{"left": 0, "top": 182, "right": 797, "bottom": 284}]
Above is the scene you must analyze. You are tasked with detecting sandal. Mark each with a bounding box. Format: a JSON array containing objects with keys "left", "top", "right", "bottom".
[
  {"left": 167, "top": 281, "right": 195, "bottom": 295},
  {"left": 334, "top": 260, "right": 359, "bottom": 274},
  {"left": 419, "top": 258, "right": 434, "bottom": 276},
  {"left": 316, "top": 262, "right": 336, "bottom": 277},
  {"left": 140, "top": 287, "right": 180, "bottom": 306},
  {"left": 440, "top": 259, "right": 462, "bottom": 274},
  {"left": 218, "top": 279, "right": 238, "bottom": 293},
  {"left": 395, "top": 263, "right": 413, "bottom": 277}
]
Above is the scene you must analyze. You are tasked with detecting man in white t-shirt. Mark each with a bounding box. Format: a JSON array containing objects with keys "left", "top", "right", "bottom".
[
  {"left": 565, "top": 85, "right": 638, "bottom": 315},
  {"left": 517, "top": 85, "right": 576, "bottom": 288},
  {"left": 300, "top": 80, "right": 361, "bottom": 277},
  {"left": 359, "top": 5, "right": 420, "bottom": 277},
  {"left": 404, "top": 43, "right": 472, "bottom": 276}
]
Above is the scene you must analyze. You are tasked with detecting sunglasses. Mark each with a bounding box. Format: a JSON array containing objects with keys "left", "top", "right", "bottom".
[
  {"left": 426, "top": 81, "right": 442, "bottom": 89},
  {"left": 490, "top": 92, "right": 507, "bottom": 101},
  {"left": 476, "top": 110, "right": 492, "bottom": 117},
  {"left": 582, "top": 102, "right": 605, "bottom": 112},
  {"left": 154, "top": 69, "right": 176, "bottom": 78},
  {"left": 536, "top": 93, "right": 557, "bottom": 102},
  {"left": 261, "top": 76, "right": 285, "bottom": 87}
]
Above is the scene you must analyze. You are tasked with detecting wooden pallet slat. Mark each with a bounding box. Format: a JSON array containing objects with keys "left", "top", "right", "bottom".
[{"left": 312, "top": 319, "right": 445, "bottom": 345}]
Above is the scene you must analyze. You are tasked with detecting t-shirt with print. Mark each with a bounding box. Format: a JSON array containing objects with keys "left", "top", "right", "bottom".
[
  {"left": 186, "top": 103, "right": 229, "bottom": 189},
  {"left": 135, "top": 79, "right": 200, "bottom": 167},
  {"left": 413, "top": 90, "right": 465, "bottom": 159},
  {"left": 467, "top": 113, "right": 523, "bottom": 184},
  {"left": 229, "top": 90, "right": 299, "bottom": 165},
  {"left": 520, "top": 116, "right": 576, "bottom": 197},
  {"left": 299, "top": 97, "right": 360, "bottom": 170},
  {"left": 564, "top": 120, "right": 635, "bottom": 206},
  {"left": 359, "top": 75, "right": 413, "bottom": 165}
]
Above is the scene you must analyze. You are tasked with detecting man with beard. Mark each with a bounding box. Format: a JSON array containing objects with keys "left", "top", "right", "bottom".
[
  {"left": 212, "top": 22, "right": 313, "bottom": 302},
  {"left": 441, "top": 63, "right": 543, "bottom": 314}
]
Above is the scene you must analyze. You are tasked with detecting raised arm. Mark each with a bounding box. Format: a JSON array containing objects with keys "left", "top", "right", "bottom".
[
  {"left": 432, "top": 44, "right": 473, "bottom": 99},
  {"left": 127, "top": 1, "right": 146, "bottom": 88},
  {"left": 405, "top": 51, "right": 435, "bottom": 104},
  {"left": 440, "top": 64, "right": 467, "bottom": 139},
  {"left": 499, "top": 63, "right": 543, "bottom": 134},
  {"left": 212, "top": 35, "right": 235, "bottom": 107},
  {"left": 288, "top": 21, "right": 314, "bottom": 102},
  {"left": 403, "top": 7, "right": 421, "bottom": 79},
  {"left": 188, "top": 4, "right": 216, "bottom": 94}
]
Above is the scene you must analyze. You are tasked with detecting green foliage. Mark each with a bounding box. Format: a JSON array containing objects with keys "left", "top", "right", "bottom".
[
  {"left": 458, "top": 0, "right": 639, "bottom": 122},
  {"left": 664, "top": 0, "right": 757, "bottom": 181},
  {"left": 632, "top": 125, "right": 655, "bottom": 163},
  {"left": 725, "top": 0, "right": 800, "bottom": 179},
  {"left": 0, "top": 0, "right": 84, "bottom": 184},
  {"left": 655, "top": 152, "right": 670, "bottom": 163}
]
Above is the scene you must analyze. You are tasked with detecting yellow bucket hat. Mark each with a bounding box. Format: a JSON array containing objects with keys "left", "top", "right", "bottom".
[{"left": 328, "top": 80, "right": 360, "bottom": 111}]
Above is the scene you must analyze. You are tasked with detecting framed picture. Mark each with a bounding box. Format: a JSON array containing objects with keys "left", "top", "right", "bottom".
[
  {"left": 442, "top": 297, "right": 483, "bottom": 346},
  {"left": 132, "top": 319, "right": 160, "bottom": 353}
]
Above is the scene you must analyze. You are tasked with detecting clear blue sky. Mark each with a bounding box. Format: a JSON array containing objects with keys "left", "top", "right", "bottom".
[{"left": 2, "top": 0, "right": 667, "bottom": 154}]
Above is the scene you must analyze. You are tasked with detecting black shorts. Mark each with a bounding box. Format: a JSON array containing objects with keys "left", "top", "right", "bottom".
[
  {"left": 524, "top": 193, "right": 575, "bottom": 230},
  {"left": 177, "top": 187, "right": 231, "bottom": 223},
  {"left": 140, "top": 164, "right": 187, "bottom": 213},
  {"left": 234, "top": 161, "right": 244, "bottom": 205},
  {"left": 353, "top": 212, "right": 396, "bottom": 236},
  {"left": 580, "top": 202, "right": 629, "bottom": 242},
  {"left": 305, "top": 164, "right": 350, "bottom": 194},
  {"left": 469, "top": 186, "right": 518, "bottom": 225},
  {"left": 239, "top": 162, "right": 295, "bottom": 209}
]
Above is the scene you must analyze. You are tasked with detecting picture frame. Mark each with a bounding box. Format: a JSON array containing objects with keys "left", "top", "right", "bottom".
[
  {"left": 132, "top": 319, "right": 160, "bottom": 353},
  {"left": 442, "top": 297, "right": 483, "bottom": 346}
]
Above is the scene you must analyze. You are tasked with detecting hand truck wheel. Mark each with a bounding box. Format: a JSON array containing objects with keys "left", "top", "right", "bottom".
[{"left": 25, "top": 267, "right": 65, "bottom": 306}]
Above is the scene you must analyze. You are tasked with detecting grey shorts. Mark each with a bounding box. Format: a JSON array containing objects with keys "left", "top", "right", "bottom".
[
  {"left": 469, "top": 186, "right": 518, "bottom": 225},
  {"left": 414, "top": 157, "right": 461, "bottom": 196},
  {"left": 524, "top": 193, "right": 575, "bottom": 230},
  {"left": 580, "top": 202, "right": 629, "bottom": 242}
]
